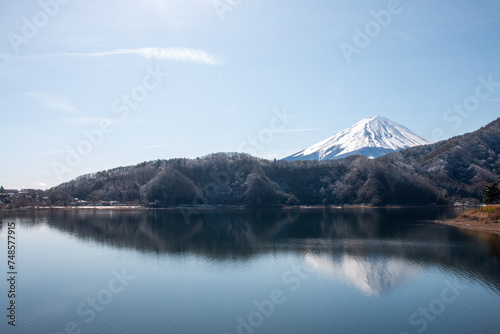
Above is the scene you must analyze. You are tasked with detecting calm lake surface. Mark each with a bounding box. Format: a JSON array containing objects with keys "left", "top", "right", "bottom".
[{"left": 1, "top": 207, "right": 500, "bottom": 334}]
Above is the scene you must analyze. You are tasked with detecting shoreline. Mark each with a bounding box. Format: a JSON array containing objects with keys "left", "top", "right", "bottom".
[
  {"left": 0, "top": 203, "right": 466, "bottom": 212},
  {"left": 437, "top": 205, "right": 500, "bottom": 236},
  {"left": 0, "top": 205, "right": 148, "bottom": 212},
  {"left": 437, "top": 218, "right": 500, "bottom": 236}
]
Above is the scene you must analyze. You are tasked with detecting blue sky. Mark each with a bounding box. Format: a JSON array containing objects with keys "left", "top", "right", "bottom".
[{"left": 1, "top": 0, "right": 499, "bottom": 189}]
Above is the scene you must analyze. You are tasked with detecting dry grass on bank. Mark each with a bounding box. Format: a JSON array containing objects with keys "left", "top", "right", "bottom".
[
  {"left": 438, "top": 205, "right": 500, "bottom": 236},
  {"left": 458, "top": 206, "right": 500, "bottom": 223}
]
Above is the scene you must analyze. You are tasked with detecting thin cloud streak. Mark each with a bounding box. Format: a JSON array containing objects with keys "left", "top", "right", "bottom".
[
  {"left": 25, "top": 91, "right": 81, "bottom": 114},
  {"left": 31, "top": 47, "right": 222, "bottom": 65},
  {"left": 143, "top": 144, "right": 170, "bottom": 150},
  {"left": 63, "top": 117, "right": 121, "bottom": 126},
  {"left": 274, "top": 128, "right": 319, "bottom": 133}
]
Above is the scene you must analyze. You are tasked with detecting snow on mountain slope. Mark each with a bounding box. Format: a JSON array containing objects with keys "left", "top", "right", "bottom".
[{"left": 283, "top": 116, "right": 431, "bottom": 161}]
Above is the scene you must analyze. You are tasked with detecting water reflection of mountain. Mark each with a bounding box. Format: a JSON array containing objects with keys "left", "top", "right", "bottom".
[
  {"left": 305, "top": 254, "right": 421, "bottom": 296},
  {"left": 2, "top": 207, "right": 499, "bottom": 293}
]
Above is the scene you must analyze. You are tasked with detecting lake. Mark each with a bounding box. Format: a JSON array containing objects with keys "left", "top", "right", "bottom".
[{"left": 1, "top": 207, "right": 500, "bottom": 334}]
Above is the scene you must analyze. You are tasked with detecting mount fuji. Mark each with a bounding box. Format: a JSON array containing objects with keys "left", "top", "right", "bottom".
[{"left": 283, "top": 116, "right": 431, "bottom": 161}]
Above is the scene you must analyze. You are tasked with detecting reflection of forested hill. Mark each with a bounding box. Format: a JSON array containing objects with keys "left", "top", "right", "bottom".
[
  {"left": 45, "top": 118, "right": 500, "bottom": 206},
  {"left": 2, "top": 208, "right": 499, "bottom": 294}
]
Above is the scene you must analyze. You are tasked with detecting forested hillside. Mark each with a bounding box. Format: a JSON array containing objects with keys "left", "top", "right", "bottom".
[{"left": 45, "top": 118, "right": 499, "bottom": 207}]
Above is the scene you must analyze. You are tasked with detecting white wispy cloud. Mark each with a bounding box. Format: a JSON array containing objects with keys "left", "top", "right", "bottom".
[
  {"left": 143, "top": 144, "right": 169, "bottom": 150},
  {"left": 63, "top": 117, "right": 121, "bottom": 126},
  {"left": 274, "top": 128, "right": 319, "bottom": 133},
  {"left": 25, "top": 91, "right": 81, "bottom": 114},
  {"left": 36, "top": 47, "right": 222, "bottom": 65},
  {"left": 36, "top": 182, "right": 47, "bottom": 187},
  {"left": 20, "top": 149, "right": 71, "bottom": 156}
]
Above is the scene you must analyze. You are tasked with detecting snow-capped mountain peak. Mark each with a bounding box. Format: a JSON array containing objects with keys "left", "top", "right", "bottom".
[{"left": 283, "top": 116, "right": 431, "bottom": 161}]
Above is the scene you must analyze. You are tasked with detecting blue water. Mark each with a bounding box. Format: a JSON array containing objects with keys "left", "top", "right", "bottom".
[{"left": 1, "top": 207, "right": 499, "bottom": 334}]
